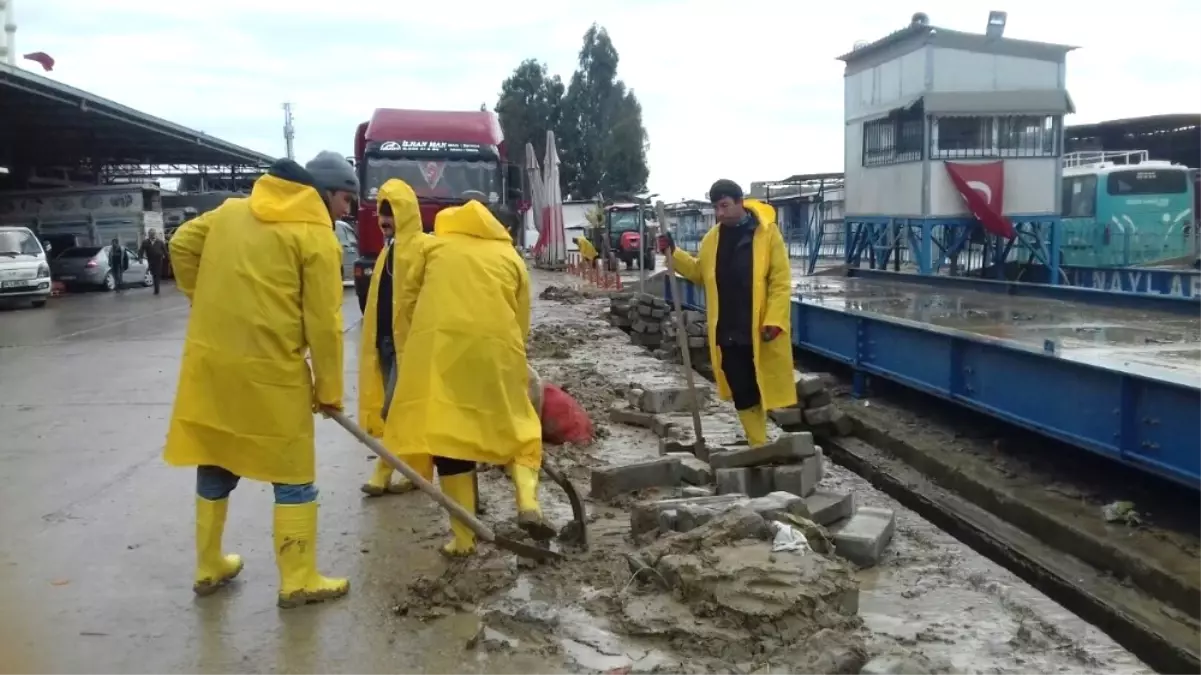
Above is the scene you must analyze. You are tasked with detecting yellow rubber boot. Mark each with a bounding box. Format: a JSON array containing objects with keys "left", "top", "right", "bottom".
[
  {"left": 360, "top": 454, "right": 431, "bottom": 496},
  {"left": 438, "top": 472, "right": 477, "bottom": 557},
  {"left": 274, "top": 502, "right": 349, "bottom": 609},
  {"left": 513, "top": 464, "right": 556, "bottom": 541},
  {"left": 360, "top": 458, "right": 395, "bottom": 497},
  {"left": 737, "top": 405, "right": 769, "bottom": 447},
  {"left": 193, "top": 497, "right": 243, "bottom": 596}
]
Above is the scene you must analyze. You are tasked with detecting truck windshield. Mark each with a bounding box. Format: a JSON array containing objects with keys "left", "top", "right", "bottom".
[
  {"left": 365, "top": 157, "right": 499, "bottom": 202},
  {"left": 609, "top": 211, "right": 641, "bottom": 234}
]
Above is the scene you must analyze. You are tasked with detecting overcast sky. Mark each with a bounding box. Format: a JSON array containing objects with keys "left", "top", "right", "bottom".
[{"left": 15, "top": 0, "right": 1201, "bottom": 200}]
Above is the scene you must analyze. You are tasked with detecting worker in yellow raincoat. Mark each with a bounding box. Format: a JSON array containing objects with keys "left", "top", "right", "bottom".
[
  {"left": 575, "top": 235, "right": 598, "bottom": 268},
  {"left": 662, "top": 179, "right": 797, "bottom": 446},
  {"left": 385, "top": 201, "right": 544, "bottom": 556},
  {"left": 358, "top": 179, "right": 432, "bottom": 496},
  {"left": 164, "top": 151, "right": 355, "bottom": 609}
]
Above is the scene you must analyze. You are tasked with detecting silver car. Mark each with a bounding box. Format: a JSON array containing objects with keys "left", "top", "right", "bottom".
[
  {"left": 334, "top": 220, "right": 358, "bottom": 286},
  {"left": 51, "top": 244, "right": 152, "bottom": 291}
]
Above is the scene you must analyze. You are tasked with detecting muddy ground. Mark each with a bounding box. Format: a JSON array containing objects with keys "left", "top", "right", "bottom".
[{"left": 0, "top": 273, "right": 1155, "bottom": 673}]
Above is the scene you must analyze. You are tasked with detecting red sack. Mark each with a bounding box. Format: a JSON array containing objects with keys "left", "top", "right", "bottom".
[{"left": 541, "top": 383, "right": 593, "bottom": 445}]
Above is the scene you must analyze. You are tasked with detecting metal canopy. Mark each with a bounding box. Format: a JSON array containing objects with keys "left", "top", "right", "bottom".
[{"left": 0, "top": 63, "right": 275, "bottom": 170}]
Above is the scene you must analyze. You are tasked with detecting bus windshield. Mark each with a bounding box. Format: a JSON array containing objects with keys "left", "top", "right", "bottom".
[
  {"left": 364, "top": 157, "right": 499, "bottom": 202},
  {"left": 1106, "top": 169, "right": 1189, "bottom": 196}
]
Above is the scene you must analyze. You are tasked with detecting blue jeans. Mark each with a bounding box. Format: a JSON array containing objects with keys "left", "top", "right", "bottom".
[{"left": 196, "top": 465, "right": 317, "bottom": 504}]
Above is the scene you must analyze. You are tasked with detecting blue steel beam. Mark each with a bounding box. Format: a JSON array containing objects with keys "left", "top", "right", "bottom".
[
  {"left": 846, "top": 268, "right": 1201, "bottom": 316},
  {"left": 663, "top": 274, "right": 1201, "bottom": 489}
]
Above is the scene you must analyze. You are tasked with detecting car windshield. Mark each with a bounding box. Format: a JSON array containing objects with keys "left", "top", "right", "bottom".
[
  {"left": 0, "top": 230, "right": 41, "bottom": 256},
  {"left": 609, "top": 210, "right": 641, "bottom": 234},
  {"left": 57, "top": 247, "right": 103, "bottom": 259},
  {"left": 364, "top": 157, "right": 499, "bottom": 202}
]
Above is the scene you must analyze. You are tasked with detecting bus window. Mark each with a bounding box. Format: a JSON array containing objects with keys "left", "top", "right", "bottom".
[
  {"left": 1062, "top": 175, "right": 1097, "bottom": 217},
  {"left": 1106, "top": 169, "right": 1188, "bottom": 195}
]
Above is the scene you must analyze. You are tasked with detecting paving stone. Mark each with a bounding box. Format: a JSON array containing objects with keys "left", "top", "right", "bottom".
[
  {"left": 609, "top": 404, "right": 657, "bottom": 428},
  {"left": 591, "top": 456, "right": 681, "bottom": 500},
  {"left": 768, "top": 406, "right": 804, "bottom": 426},
  {"left": 804, "top": 404, "right": 836, "bottom": 426},
  {"left": 636, "top": 304, "right": 654, "bottom": 316},
  {"left": 794, "top": 371, "right": 825, "bottom": 398},
  {"left": 746, "top": 491, "right": 811, "bottom": 521},
  {"left": 715, "top": 467, "right": 749, "bottom": 496},
  {"left": 803, "top": 490, "right": 855, "bottom": 526},
  {"left": 639, "top": 387, "right": 708, "bottom": 414},
  {"left": 650, "top": 416, "right": 677, "bottom": 438},
  {"left": 687, "top": 336, "right": 707, "bottom": 348},
  {"left": 667, "top": 452, "right": 714, "bottom": 485},
  {"left": 830, "top": 408, "right": 855, "bottom": 436},
  {"left": 650, "top": 308, "right": 667, "bottom": 318},
  {"left": 658, "top": 437, "right": 694, "bottom": 456},
  {"left": 631, "top": 332, "right": 662, "bottom": 347},
  {"left": 657, "top": 509, "right": 678, "bottom": 534},
  {"left": 686, "top": 322, "right": 707, "bottom": 336},
  {"left": 609, "top": 314, "right": 632, "bottom": 328},
  {"left": 707, "top": 432, "right": 816, "bottom": 469},
  {"left": 804, "top": 389, "right": 832, "bottom": 408},
  {"left": 832, "top": 506, "right": 896, "bottom": 567},
  {"left": 772, "top": 460, "right": 819, "bottom": 498},
  {"left": 630, "top": 494, "right": 747, "bottom": 535},
  {"left": 680, "top": 486, "right": 713, "bottom": 498}
]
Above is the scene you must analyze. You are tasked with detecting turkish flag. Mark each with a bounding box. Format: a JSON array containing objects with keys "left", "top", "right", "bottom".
[
  {"left": 23, "top": 52, "right": 55, "bottom": 72},
  {"left": 944, "top": 161, "right": 1016, "bottom": 240}
]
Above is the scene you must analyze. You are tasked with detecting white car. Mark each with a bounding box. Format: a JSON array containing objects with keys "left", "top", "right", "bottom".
[{"left": 0, "top": 226, "right": 53, "bottom": 309}]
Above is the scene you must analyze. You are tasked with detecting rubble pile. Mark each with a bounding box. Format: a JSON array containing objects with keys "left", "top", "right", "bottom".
[
  {"left": 596, "top": 379, "right": 897, "bottom": 568},
  {"left": 770, "top": 371, "right": 856, "bottom": 437}
]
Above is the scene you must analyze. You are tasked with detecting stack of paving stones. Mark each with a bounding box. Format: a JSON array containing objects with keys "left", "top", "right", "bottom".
[
  {"left": 608, "top": 292, "right": 667, "bottom": 349},
  {"left": 592, "top": 383, "right": 897, "bottom": 567},
  {"left": 768, "top": 371, "right": 855, "bottom": 437},
  {"left": 655, "top": 308, "right": 709, "bottom": 368}
]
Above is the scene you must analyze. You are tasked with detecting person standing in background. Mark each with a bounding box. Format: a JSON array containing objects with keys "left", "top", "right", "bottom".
[
  {"left": 139, "top": 229, "right": 168, "bottom": 295},
  {"left": 108, "top": 238, "right": 127, "bottom": 291}
]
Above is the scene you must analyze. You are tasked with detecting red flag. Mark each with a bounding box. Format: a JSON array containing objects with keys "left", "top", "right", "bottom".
[
  {"left": 944, "top": 161, "right": 1016, "bottom": 240},
  {"left": 23, "top": 52, "right": 55, "bottom": 72}
]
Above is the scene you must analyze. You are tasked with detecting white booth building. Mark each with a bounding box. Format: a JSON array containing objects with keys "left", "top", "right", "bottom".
[{"left": 836, "top": 12, "right": 1070, "bottom": 279}]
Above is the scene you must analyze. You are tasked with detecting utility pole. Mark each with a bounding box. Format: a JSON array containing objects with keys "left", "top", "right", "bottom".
[
  {"left": 282, "top": 102, "right": 295, "bottom": 160},
  {"left": 1, "top": 0, "right": 17, "bottom": 66}
]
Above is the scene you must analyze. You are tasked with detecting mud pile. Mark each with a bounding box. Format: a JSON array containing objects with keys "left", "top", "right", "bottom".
[
  {"left": 539, "top": 285, "right": 585, "bottom": 304},
  {"left": 393, "top": 553, "right": 517, "bottom": 622},
  {"left": 527, "top": 322, "right": 598, "bottom": 359},
  {"left": 611, "top": 509, "right": 868, "bottom": 671}
]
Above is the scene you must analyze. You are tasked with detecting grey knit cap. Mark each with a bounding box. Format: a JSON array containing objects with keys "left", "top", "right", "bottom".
[{"left": 305, "top": 150, "right": 360, "bottom": 195}]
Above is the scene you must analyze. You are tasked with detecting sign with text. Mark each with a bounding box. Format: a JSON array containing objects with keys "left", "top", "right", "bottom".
[{"left": 374, "top": 140, "right": 486, "bottom": 155}]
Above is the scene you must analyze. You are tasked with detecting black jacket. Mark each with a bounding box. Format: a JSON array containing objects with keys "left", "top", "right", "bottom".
[{"left": 714, "top": 210, "right": 758, "bottom": 346}]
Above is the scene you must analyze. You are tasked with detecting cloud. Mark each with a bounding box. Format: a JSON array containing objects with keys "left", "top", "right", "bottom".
[{"left": 14, "top": 0, "right": 1201, "bottom": 201}]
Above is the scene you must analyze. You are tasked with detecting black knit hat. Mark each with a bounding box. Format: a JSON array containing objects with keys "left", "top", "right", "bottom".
[{"left": 708, "top": 179, "right": 743, "bottom": 204}]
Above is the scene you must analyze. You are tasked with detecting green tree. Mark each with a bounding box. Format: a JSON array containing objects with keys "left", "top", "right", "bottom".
[
  {"left": 494, "top": 59, "right": 565, "bottom": 168},
  {"left": 559, "top": 24, "right": 650, "bottom": 200}
]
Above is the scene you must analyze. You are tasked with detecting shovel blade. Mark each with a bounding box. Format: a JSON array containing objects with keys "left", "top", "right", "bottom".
[{"left": 494, "top": 535, "right": 564, "bottom": 562}]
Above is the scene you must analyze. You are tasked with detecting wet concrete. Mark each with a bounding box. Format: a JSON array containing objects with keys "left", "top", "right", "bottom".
[{"left": 791, "top": 275, "right": 1201, "bottom": 387}]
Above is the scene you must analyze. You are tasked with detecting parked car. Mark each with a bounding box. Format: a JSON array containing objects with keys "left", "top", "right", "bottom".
[
  {"left": 334, "top": 220, "right": 358, "bottom": 286},
  {"left": 50, "top": 245, "right": 153, "bottom": 292},
  {"left": 0, "top": 226, "right": 53, "bottom": 308}
]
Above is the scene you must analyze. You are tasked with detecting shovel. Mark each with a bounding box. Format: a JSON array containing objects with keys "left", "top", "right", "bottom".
[
  {"left": 328, "top": 411, "right": 564, "bottom": 563},
  {"left": 655, "top": 201, "right": 707, "bottom": 457}
]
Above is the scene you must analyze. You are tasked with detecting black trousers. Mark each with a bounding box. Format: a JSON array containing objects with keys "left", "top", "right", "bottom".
[
  {"left": 433, "top": 456, "right": 475, "bottom": 477},
  {"left": 720, "top": 344, "right": 761, "bottom": 411},
  {"left": 150, "top": 261, "right": 162, "bottom": 294}
]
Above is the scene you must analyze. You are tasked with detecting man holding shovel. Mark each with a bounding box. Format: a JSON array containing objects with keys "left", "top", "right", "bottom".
[
  {"left": 660, "top": 179, "right": 796, "bottom": 446},
  {"left": 384, "top": 201, "right": 547, "bottom": 556}
]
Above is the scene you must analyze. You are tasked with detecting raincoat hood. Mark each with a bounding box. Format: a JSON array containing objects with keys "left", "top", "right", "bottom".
[
  {"left": 377, "top": 179, "right": 422, "bottom": 242},
  {"left": 743, "top": 198, "right": 776, "bottom": 228},
  {"left": 248, "top": 159, "right": 332, "bottom": 226},
  {"left": 434, "top": 200, "right": 511, "bottom": 242}
]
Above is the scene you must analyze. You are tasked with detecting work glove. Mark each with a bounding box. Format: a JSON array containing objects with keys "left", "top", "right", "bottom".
[
  {"left": 658, "top": 232, "right": 675, "bottom": 254},
  {"left": 761, "top": 325, "right": 783, "bottom": 343}
]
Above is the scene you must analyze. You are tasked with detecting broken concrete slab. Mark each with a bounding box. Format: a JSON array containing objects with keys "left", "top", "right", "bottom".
[
  {"left": 650, "top": 415, "right": 677, "bottom": 438},
  {"left": 707, "top": 432, "right": 816, "bottom": 469},
  {"left": 804, "top": 404, "right": 836, "bottom": 426},
  {"left": 630, "top": 494, "right": 747, "bottom": 536},
  {"left": 831, "top": 409, "right": 855, "bottom": 436},
  {"left": 804, "top": 389, "right": 832, "bottom": 408},
  {"left": 768, "top": 406, "right": 804, "bottom": 426},
  {"left": 795, "top": 371, "right": 825, "bottom": 398},
  {"left": 832, "top": 506, "right": 896, "bottom": 567},
  {"left": 747, "top": 491, "right": 811, "bottom": 520},
  {"left": 639, "top": 387, "right": 710, "bottom": 414},
  {"left": 591, "top": 456, "right": 681, "bottom": 501},
  {"left": 658, "top": 437, "right": 695, "bottom": 457},
  {"left": 609, "top": 404, "right": 657, "bottom": 429},
  {"left": 803, "top": 490, "right": 856, "bottom": 526},
  {"left": 666, "top": 452, "right": 714, "bottom": 485}
]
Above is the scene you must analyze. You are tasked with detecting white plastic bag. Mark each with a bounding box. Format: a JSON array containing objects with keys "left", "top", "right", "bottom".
[{"left": 770, "top": 521, "right": 811, "bottom": 554}]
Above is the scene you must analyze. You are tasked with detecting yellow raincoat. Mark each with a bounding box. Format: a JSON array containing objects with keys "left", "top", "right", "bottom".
[
  {"left": 164, "top": 167, "right": 344, "bottom": 485},
  {"left": 672, "top": 199, "right": 797, "bottom": 411},
  {"left": 576, "top": 235, "right": 598, "bottom": 262},
  {"left": 384, "top": 200, "right": 541, "bottom": 468},
  {"left": 357, "top": 180, "right": 427, "bottom": 438}
]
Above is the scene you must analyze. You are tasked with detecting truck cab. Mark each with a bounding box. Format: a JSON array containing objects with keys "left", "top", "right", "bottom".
[{"left": 352, "top": 109, "right": 523, "bottom": 311}]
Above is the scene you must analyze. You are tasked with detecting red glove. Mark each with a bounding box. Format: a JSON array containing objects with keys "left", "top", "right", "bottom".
[
  {"left": 658, "top": 232, "right": 675, "bottom": 254},
  {"left": 761, "top": 325, "right": 782, "bottom": 342}
]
